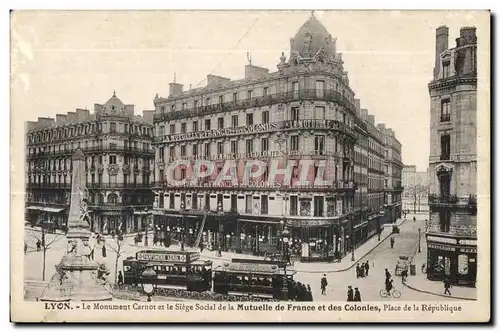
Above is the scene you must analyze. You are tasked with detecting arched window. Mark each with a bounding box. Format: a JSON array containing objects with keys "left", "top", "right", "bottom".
[{"left": 107, "top": 193, "right": 118, "bottom": 205}]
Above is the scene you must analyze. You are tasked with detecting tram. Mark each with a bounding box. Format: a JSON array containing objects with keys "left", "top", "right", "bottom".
[
  {"left": 122, "top": 250, "right": 212, "bottom": 292},
  {"left": 213, "top": 258, "right": 296, "bottom": 300}
]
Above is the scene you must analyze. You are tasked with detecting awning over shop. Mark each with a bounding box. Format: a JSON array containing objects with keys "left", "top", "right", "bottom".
[
  {"left": 26, "top": 206, "right": 65, "bottom": 213},
  {"left": 354, "top": 220, "right": 368, "bottom": 229},
  {"left": 237, "top": 219, "right": 279, "bottom": 225}
]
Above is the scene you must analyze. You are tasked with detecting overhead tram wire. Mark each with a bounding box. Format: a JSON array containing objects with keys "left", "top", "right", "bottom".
[{"left": 194, "top": 18, "right": 259, "bottom": 89}]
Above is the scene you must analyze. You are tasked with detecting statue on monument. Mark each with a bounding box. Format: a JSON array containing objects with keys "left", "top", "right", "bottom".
[{"left": 79, "top": 188, "right": 92, "bottom": 228}]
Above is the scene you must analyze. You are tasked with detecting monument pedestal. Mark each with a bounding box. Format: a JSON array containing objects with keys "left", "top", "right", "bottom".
[{"left": 39, "top": 255, "right": 112, "bottom": 302}]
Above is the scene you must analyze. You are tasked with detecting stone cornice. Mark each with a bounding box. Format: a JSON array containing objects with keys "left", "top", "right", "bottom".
[{"left": 428, "top": 75, "right": 477, "bottom": 92}]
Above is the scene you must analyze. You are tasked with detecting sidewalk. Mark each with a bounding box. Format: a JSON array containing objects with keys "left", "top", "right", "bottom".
[
  {"left": 290, "top": 217, "right": 407, "bottom": 273},
  {"left": 402, "top": 235, "right": 477, "bottom": 301}
]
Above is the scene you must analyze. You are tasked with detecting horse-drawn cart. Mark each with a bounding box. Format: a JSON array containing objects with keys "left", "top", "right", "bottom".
[{"left": 395, "top": 255, "right": 410, "bottom": 276}]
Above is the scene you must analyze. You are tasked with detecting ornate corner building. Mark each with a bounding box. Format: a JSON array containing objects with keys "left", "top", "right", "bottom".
[
  {"left": 427, "top": 26, "right": 477, "bottom": 286},
  {"left": 25, "top": 93, "right": 155, "bottom": 234},
  {"left": 151, "top": 14, "right": 403, "bottom": 261}
]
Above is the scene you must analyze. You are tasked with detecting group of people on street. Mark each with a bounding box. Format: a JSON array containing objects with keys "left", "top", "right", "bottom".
[
  {"left": 288, "top": 280, "right": 313, "bottom": 301},
  {"left": 346, "top": 285, "right": 362, "bottom": 302},
  {"left": 356, "top": 261, "right": 370, "bottom": 278}
]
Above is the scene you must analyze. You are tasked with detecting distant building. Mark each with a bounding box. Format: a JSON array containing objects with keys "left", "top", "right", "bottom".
[
  {"left": 25, "top": 93, "right": 155, "bottom": 233},
  {"left": 427, "top": 26, "right": 477, "bottom": 286},
  {"left": 377, "top": 125, "right": 404, "bottom": 223},
  {"left": 402, "top": 165, "right": 429, "bottom": 212}
]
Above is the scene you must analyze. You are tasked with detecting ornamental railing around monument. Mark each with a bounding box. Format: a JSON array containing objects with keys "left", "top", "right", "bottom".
[{"left": 153, "top": 89, "right": 357, "bottom": 123}]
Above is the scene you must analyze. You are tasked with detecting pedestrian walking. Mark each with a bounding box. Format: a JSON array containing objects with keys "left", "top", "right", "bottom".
[
  {"left": 390, "top": 237, "right": 395, "bottom": 249},
  {"left": 444, "top": 279, "right": 452, "bottom": 295},
  {"left": 320, "top": 274, "right": 328, "bottom": 295},
  {"left": 36, "top": 240, "right": 41, "bottom": 251},
  {"left": 117, "top": 271, "right": 124, "bottom": 285},
  {"left": 354, "top": 287, "right": 361, "bottom": 302},
  {"left": 365, "top": 261, "right": 370, "bottom": 276},
  {"left": 101, "top": 244, "right": 107, "bottom": 258},
  {"left": 356, "top": 264, "right": 361, "bottom": 278},
  {"left": 307, "top": 284, "right": 313, "bottom": 301},
  {"left": 24, "top": 241, "right": 27, "bottom": 255},
  {"left": 401, "top": 268, "right": 408, "bottom": 283},
  {"left": 347, "top": 286, "right": 354, "bottom": 302},
  {"left": 413, "top": 216, "right": 416, "bottom": 223}
]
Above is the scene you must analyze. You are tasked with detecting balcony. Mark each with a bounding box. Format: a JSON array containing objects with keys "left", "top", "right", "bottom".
[
  {"left": 87, "top": 183, "right": 152, "bottom": 190},
  {"left": 428, "top": 194, "right": 477, "bottom": 214},
  {"left": 26, "top": 183, "right": 71, "bottom": 189},
  {"left": 27, "top": 146, "right": 155, "bottom": 159},
  {"left": 440, "top": 154, "right": 451, "bottom": 161},
  {"left": 153, "top": 89, "right": 357, "bottom": 123},
  {"left": 335, "top": 181, "right": 356, "bottom": 192},
  {"left": 440, "top": 114, "right": 451, "bottom": 122}
]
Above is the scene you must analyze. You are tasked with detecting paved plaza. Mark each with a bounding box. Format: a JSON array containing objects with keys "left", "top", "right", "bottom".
[{"left": 24, "top": 214, "right": 476, "bottom": 302}]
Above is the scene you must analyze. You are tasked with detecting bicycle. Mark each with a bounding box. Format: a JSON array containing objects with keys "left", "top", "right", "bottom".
[{"left": 379, "top": 288, "right": 402, "bottom": 298}]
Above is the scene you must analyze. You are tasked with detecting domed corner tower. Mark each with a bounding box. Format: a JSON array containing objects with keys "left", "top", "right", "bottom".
[{"left": 280, "top": 13, "right": 342, "bottom": 75}]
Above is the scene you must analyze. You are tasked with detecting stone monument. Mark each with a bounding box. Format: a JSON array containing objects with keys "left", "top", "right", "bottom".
[{"left": 39, "top": 149, "right": 112, "bottom": 301}]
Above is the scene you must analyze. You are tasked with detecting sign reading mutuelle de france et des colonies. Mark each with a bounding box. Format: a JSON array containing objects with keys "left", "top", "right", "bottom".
[{"left": 136, "top": 250, "right": 200, "bottom": 263}]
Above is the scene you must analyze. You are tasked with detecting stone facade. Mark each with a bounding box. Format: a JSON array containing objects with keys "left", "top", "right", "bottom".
[
  {"left": 25, "top": 93, "right": 155, "bottom": 233},
  {"left": 426, "top": 26, "right": 478, "bottom": 286}
]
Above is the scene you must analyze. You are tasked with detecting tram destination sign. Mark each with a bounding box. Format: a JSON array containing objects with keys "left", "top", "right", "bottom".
[{"left": 136, "top": 250, "right": 200, "bottom": 263}]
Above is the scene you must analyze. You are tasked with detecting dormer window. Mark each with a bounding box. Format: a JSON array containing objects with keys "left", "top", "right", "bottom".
[{"left": 443, "top": 60, "right": 451, "bottom": 78}]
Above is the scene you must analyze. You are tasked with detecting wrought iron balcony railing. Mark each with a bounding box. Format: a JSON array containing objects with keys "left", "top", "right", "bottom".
[
  {"left": 440, "top": 114, "right": 451, "bottom": 122},
  {"left": 428, "top": 194, "right": 477, "bottom": 213},
  {"left": 153, "top": 89, "right": 357, "bottom": 123}
]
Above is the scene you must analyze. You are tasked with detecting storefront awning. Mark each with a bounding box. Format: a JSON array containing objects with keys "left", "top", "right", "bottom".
[
  {"left": 26, "top": 206, "right": 65, "bottom": 213},
  {"left": 238, "top": 218, "right": 279, "bottom": 224}
]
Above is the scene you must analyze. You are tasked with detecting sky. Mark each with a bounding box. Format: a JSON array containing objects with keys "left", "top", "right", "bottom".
[{"left": 10, "top": 10, "right": 487, "bottom": 172}]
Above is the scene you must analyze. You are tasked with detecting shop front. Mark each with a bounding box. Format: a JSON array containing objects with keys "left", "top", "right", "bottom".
[
  {"left": 26, "top": 205, "right": 67, "bottom": 230},
  {"left": 426, "top": 235, "right": 477, "bottom": 287}
]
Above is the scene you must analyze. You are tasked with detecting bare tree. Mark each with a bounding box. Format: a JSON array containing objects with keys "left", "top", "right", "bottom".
[
  {"left": 105, "top": 231, "right": 126, "bottom": 284},
  {"left": 27, "top": 228, "right": 64, "bottom": 281}
]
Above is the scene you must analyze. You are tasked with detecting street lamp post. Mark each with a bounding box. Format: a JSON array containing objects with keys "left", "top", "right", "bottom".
[
  {"left": 180, "top": 202, "right": 185, "bottom": 251},
  {"left": 280, "top": 219, "right": 290, "bottom": 301},
  {"left": 418, "top": 228, "right": 421, "bottom": 253},
  {"left": 144, "top": 208, "right": 150, "bottom": 247},
  {"left": 350, "top": 209, "right": 355, "bottom": 262},
  {"left": 141, "top": 264, "right": 157, "bottom": 302},
  {"left": 217, "top": 202, "right": 223, "bottom": 255}
]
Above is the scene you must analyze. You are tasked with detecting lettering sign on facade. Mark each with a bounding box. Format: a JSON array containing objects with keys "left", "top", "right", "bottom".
[
  {"left": 459, "top": 248, "right": 477, "bottom": 254},
  {"left": 427, "top": 236, "right": 457, "bottom": 245},
  {"left": 136, "top": 251, "right": 200, "bottom": 263},
  {"left": 428, "top": 243, "right": 456, "bottom": 252},
  {"left": 156, "top": 120, "right": 353, "bottom": 143},
  {"left": 458, "top": 239, "right": 477, "bottom": 246}
]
